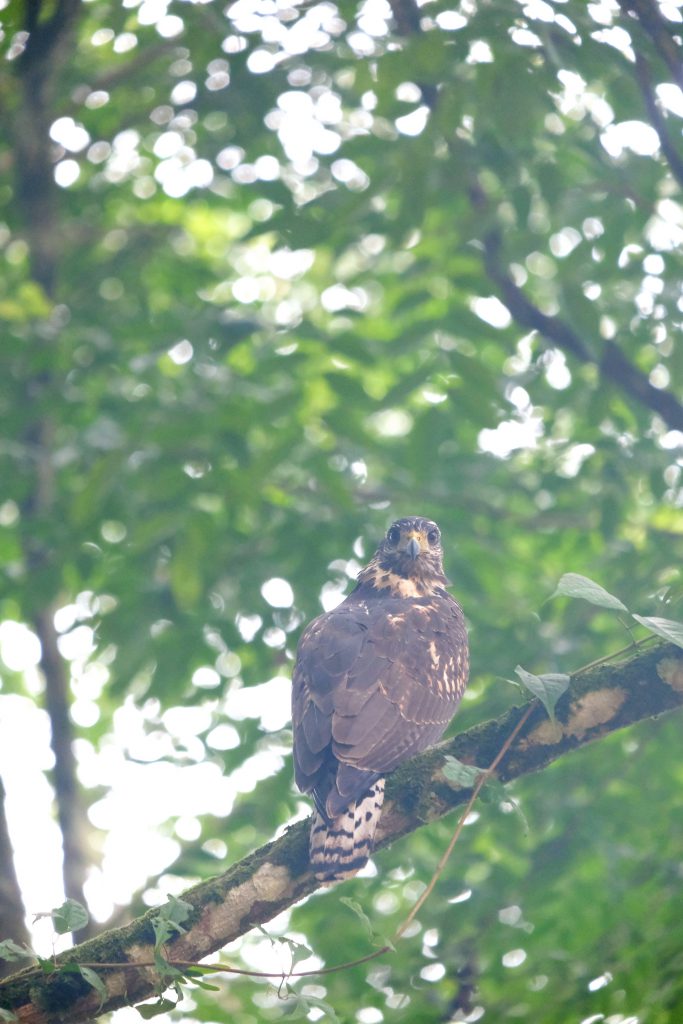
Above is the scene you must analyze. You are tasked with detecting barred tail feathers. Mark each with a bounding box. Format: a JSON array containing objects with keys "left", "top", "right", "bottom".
[{"left": 310, "top": 779, "right": 386, "bottom": 884}]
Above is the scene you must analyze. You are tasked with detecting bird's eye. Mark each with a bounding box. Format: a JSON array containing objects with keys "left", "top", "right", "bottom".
[
  {"left": 387, "top": 526, "right": 401, "bottom": 546},
  {"left": 427, "top": 528, "right": 440, "bottom": 546}
]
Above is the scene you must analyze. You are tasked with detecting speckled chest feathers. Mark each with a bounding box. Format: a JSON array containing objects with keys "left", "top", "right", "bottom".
[{"left": 291, "top": 516, "right": 469, "bottom": 884}]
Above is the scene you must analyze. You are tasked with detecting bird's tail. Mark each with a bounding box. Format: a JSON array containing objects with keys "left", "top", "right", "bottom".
[{"left": 310, "top": 778, "right": 386, "bottom": 884}]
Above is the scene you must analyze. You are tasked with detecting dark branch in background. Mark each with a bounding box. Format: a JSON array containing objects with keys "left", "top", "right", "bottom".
[
  {"left": 15, "top": 0, "right": 82, "bottom": 290},
  {"left": 35, "top": 608, "right": 92, "bottom": 927},
  {"left": 1, "top": 640, "right": 682, "bottom": 1024},
  {"left": 480, "top": 230, "right": 593, "bottom": 365},
  {"left": 387, "top": 0, "right": 421, "bottom": 36},
  {"left": 90, "top": 40, "right": 177, "bottom": 92},
  {"left": 387, "top": 0, "right": 438, "bottom": 109},
  {"left": 618, "top": 0, "right": 683, "bottom": 92},
  {"left": 621, "top": 0, "right": 683, "bottom": 189},
  {"left": 388, "top": 0, "right": 683, "bottom": 432},
  {"left": 0, "top": 778, "right": 30, "bottom": 980},
  {"left": 444, "top": 943, "right": 478, "bottom": 1022},
  {"left": 633, "top": 52, "right": 683, "bottom": 190},
  {"left": 474, "top": 190, "right": 683, "bottom": 432},
  {"left": 12, "top": 0, "right": 93, "bottom": 941}
]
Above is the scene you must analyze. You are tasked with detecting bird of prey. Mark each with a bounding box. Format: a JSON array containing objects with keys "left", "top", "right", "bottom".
[{"left": 291, "top": 516, "right": 469, "bottom": 884}]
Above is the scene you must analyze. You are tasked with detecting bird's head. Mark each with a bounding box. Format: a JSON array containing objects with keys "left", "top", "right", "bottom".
[{"left": 357, "top": 516, "right": 448, "bottom": 596}]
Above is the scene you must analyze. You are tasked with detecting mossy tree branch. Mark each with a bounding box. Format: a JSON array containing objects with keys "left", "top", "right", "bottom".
[{"left": 1, "top": 640, "right": 682, "bottom": 1023}]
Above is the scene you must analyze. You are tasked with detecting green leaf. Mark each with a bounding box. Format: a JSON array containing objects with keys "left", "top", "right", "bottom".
[
  {"left": 149, "top": 895, "right": 194, "bottom": 988},
  {"left": 185, "top": 963, "right": 220, "bottom": 983},
  {"left": 442, "top": 756, "right": 486, "bottom": 788},
  {"left": 136, "top": 997, "right": 178, "bottom": 1019},
  {"left": 282, "top": 994, "right": 312, "bottom": 1021},
  {"left": 170, "top": 521, "right": 209, "bottom": 610},
  {"left": 51, "top": 898, "right": 89, "bottom": 935},
  {"left": 152, "top": 894, "right": 194, "bottom": 949},
  {"left": 478, "top": 775, "right": 506, "bottom": 805},
  {"left": 339, "top": 897, "right": 394, "bottom": 951},
  {"left": 256, "top": 924, "right": 274, "bottom": 945},
  {"left": 0, "top": 1010, "right": 18, "bottom": 1022},
  {"left": 481, "top": 780, "right": 530, "bottom": 832},
  {"left": 514, "top": 667, "right": 570, "bottom": 723},
  {"left": 283, "top": 993, "right": 342, "bottom": 1023},
  {"left": 339, "top": 897, "right": 373, "bottom": 935},
  {"left": 152, "top": 947, "right": 185, "bottom": 986},
  {"left": 299, "top": 995, "right": 342, "bottom": 1024},
  {"left": 78, "top": 966, "right": 108, "bottom": 1008},
  {"left": 632, "top": 615, "right": 683, "bottom": 649},
  {"left": 254, "top": 928, "right": 313, "bottom": 969},
  {"left": 552, "top": 573, "right": 628, "bottom": 612},
  {"left": 282, "top": 937, "right": 314, "bottom": 970},
  {"left": 0, "top": 939, "right": 33, "bottom": 963},
  {"left": 186, "top": 974, "right": 221, "bottom": 992}
]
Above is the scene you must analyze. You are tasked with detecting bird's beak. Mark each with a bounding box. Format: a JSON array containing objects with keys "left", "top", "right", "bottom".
[{"left": 406, "top": 536, "right": 421, "bottom": 560}]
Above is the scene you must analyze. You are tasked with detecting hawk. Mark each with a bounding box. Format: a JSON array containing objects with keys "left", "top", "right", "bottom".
[{"left": 292, "top": 516, "right": 469, "bottom": 884}]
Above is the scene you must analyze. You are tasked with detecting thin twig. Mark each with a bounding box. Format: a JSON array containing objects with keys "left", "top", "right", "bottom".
[
  {"left": 394, "top": 702, "right": 535, "bottom": 939},
  {"left": 571, "top": 635, "right": 654, "bottom": 677}
]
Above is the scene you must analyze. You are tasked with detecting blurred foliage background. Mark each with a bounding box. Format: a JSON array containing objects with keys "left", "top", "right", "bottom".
[{"left": 0, "top": 0, "right": 682, "bottom": 1020}]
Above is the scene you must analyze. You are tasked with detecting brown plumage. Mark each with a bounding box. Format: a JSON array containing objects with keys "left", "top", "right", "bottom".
[{"left": 292, "top": 516, "right": 469, "bottom": 884}]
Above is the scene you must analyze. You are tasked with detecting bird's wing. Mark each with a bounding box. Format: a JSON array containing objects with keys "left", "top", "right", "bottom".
[
  {"left": 331, "top": 594, "right": 468, "bottom": 773},
  {"left": 292, "top": 594, "right": 468, "bottom": 797},
  {"left": 291, "top": 607, "right": 374, "bottom": 792}
]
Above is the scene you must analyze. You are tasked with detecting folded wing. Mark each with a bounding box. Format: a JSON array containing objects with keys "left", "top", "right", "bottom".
[{"left": 292, "top": 593, "right": 468, "bottom": 820}]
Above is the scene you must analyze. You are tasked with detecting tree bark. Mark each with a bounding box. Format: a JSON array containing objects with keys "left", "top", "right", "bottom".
[
  {"left": 35, "top": 607, "right": 92, "bottom": 935},
  {"left": 11, "top": 0, "right": 93, "bottom": 939},
  {"left": 1, "top": 639, "right": 681, "bottom": 1023},
  {"left": 0, "top": 777, "right": 30, "bottom": 981}
]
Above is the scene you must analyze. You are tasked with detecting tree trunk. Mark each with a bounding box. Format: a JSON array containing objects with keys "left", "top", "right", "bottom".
[{"left": 0, "top": 777, "right": 30, "bottom": 980}]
